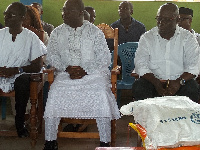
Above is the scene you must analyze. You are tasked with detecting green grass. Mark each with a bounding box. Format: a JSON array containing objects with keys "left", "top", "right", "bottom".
[{"left": 1, "top": 0, "right": 200, "bottom": 32}]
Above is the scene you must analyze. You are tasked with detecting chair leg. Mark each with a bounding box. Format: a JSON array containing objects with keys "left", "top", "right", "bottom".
[
  {"left": 111, "top": 120, "right": 116, "bottom": 147},
  {"left": 1, "top": 97, "right": 7, "bottom": 120},
  {"left": 117, "top": 89, "right": 121, "bottom": 108}
]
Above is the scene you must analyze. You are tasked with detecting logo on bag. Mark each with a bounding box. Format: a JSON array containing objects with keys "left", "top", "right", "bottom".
[
  {"left": 160, "top": 116, "right": 187, "bottom": 123},
  {"left": 190, "top": 111, "right": 200, "bottom": 124}
]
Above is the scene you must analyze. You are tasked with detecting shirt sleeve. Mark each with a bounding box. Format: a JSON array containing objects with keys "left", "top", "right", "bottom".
[
  {"left": 183, "top": 33, "right": 200, "bottom": 77},
  {"left": 30, "top": 33, "right": 47, "bottom": 61},
  {"left": 134, "top": 34, "right": 153, "bottom": 77}
]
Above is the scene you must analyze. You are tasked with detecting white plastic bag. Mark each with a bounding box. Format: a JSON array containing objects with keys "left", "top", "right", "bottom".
[{"left": 120, "top": 96, "right": 200, "bottom": 149}]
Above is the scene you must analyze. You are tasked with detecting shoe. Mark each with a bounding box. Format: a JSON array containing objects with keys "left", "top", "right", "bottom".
[
  {"left": 43, "top": 140, "right": 58, "bottom": 150},
  {"left": 100, "top": 141, "right": 110, "bottom": 147},
  {"left": 17, "top": 127, "right": 29, "bottom": 138},
  {"left": 75, "top": 124, "right": 88, "bottom": 132},
  {"left": 63, "top": 124, "right": 76, "bottom": 132}
]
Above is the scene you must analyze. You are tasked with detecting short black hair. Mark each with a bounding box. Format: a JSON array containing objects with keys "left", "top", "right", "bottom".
[
  {"left": 85, "top": 6, "right": 94, "bottom": 12},
  {"left": 179, "top": 7, "right": 193, "bottom": 17}
]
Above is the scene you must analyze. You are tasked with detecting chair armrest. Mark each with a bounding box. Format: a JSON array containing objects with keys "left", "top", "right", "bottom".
[
  {"left": 111, "top": 65, "right": 121, "bottom": 75},
  {"left": 43, "top": 67, "right": 55, "bottom": 86}
]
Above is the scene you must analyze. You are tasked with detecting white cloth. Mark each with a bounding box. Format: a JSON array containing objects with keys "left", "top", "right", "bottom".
[
  {"left": 45, "top": 117, "right": 111, "bottom": 142},
  {"left": 120, "top": 96, "right": 200, "bottom": 149},
  {"left": 191, "top": 29, "right": 200, "bottom": 45},
  {"left": 0, "top": 27, "right": 47, "bottom": 93},
  {"left": 135, "top": 25, "right": 200, "bottom": 80},
  {"left": 44, "top": 21, "right": 120, "bottom": 141},
  {"left": 191, "top": 29, "right": 200, "bottom": 73}
]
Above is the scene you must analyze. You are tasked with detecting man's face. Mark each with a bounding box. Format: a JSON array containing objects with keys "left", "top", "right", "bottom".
[
  {"left": 88, "top": 9, "right": 96, "bottom": 24},
  {"left": 31, "top": 4, "right": 43, "bottom": 15},
  {"left": 4, "top": 4, "right": 24, "bottom": 28},
  {"left": 178, "top": 14, "right": 192, "bottom": 31},
  {"left": 118, "top": 2, "right": 132, "bottom": 19},
  {"left": 156, "top": 6, "right": 177, "bottom": 36},
  {"left": 62, "top": 2, "right": 81, "bottom": 27}
]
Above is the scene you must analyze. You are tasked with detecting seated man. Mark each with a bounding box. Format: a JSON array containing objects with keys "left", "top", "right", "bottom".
[
  {"left": 43, "top": 0, "right": 120, "bottom": 149},
  {"left": 132, "top": 3, "right": 200, "bottom": 103},
  {"left": 178, "top": 7, "right": 200, "bottom": 45},
  {"left": 107, "top": 1, "right": 146, "bottom": 52},
  {"left": 0, "top": 2, "right": 46, "bottom": 137}
]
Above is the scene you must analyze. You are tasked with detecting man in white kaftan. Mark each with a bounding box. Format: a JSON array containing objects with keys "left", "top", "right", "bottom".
[
  {"left": 0, "top": 2, "right": 46, "bottom": 137},
  {"left": 132, "top": 3, "right": 200, "bottom": 103},
  {"left": 43, "top": 0, "right": 120, "bottom": 149}
]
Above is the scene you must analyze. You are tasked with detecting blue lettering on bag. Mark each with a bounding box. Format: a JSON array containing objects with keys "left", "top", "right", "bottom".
[{"left": 190, "top": 111, "right": 200, "bottom": 124}]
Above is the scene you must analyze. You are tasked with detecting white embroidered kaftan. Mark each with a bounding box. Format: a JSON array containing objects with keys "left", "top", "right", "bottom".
[
  {"left": 44, "top": 21, "right": 120, "bottom": 120},
  {"left": 0, "top": 27, "right": 47, "bottom": 92}
]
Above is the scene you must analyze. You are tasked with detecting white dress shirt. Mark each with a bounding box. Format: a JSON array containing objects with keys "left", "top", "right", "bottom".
[
  {"left": 0, "top": 27, "right": 47, "bottom": 92},
  {"left": 135, "top": 25, "right": 200, "bottom": 80}
]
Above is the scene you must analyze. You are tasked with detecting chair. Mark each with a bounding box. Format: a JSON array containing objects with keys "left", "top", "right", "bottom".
[
  {"left": 0, "top": 26, "right": 45, "bottom": 147},
  {"left": 0, "top": 74, "right": 44, "bottom": 146},
  {"left": 116, "top": 42, "right": 138, "bottom": 107},
  {"left": 43, "top": 23, "right": 120, "bottom": 147},
  {"left": 96, "top": 23, "right": 120, "bottom": 97}
]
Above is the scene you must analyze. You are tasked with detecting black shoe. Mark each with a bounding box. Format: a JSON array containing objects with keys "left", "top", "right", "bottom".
[
  {"left": 17, "top": 127, "right": 29, "bottom": 138},
  {"left": 43, "top": 140, "right": 58, "bottom": 150},
  {"left": 100, "top": 141, "right": 110, "bottom": 147},
  {"left": 63, "top": 124, "right": 76, "bottom": 132},
  {"left": 75, "top": 124, "right": 88, "bottom": 132}
]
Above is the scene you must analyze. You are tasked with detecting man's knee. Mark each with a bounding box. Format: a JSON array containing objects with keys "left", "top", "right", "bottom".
[
  {"left": 132, "top": 78, "right": 156, "bottom": 100},
  {"left": 14, "top": 74, "right": 30, "bottom": 91},
  {"left": 177, "top": 79, "right": 199, "bottom": 103}
]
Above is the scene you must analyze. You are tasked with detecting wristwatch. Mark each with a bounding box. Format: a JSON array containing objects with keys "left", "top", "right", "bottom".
[
  {"left": 179, "top": 78, "right": 186, "bottom": 86},
  {"left": 18, "top": 67, "right": 23, "bottom": 74}
]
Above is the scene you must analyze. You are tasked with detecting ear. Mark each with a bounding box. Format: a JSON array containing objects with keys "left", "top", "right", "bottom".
[
  {"left": 189, "top": 18, "right": 192, "bottom": 24},
  {"left": 21, "top": 16, "right": 25, "bottom": 21},
  {"left": 79, "top": 10, "right": 84, "bottom": 17}
]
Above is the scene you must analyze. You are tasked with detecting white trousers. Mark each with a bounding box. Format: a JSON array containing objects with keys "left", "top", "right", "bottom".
[{"left": 44, "top": 117, "right": 111, "bottom": 143}]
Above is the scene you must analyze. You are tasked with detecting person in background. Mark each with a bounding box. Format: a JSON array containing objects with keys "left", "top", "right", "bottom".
[
  {"left": 85, "top": 6, "right": 96, "bottom": 24},
  {"left": 31, "top": 2, "right": 54, "bottom": 37},
  {"left": 178, "top": 7, "right": 200, "bottom": 84},
  {"left": 178, "top": 7, "right": 200, "bottom": 45},
  {"left": 0, "top": 2, "right": 46, "bottom": 138},
  {"left": 107, "top": 1, "right": 146, "bottom": 52},
  {"left": 23, "top": 5, "right": 49, "bottom": 46},
  {"left": 43, "top": 0, "right": 120, "bottom": 149},
  {"left": 84, "top": 10, "right": 90, "bottom": 21},
  {"left": 132, "top": 3, "right": 200, "bottom": 103}
]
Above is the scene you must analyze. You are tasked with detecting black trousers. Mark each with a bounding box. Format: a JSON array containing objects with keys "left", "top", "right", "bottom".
[
  {"left": 14, "top": 74, "right": 31, "bottom": 130},
  {"left": 132, "top": 78, "right": 200, "bottom": 103}
]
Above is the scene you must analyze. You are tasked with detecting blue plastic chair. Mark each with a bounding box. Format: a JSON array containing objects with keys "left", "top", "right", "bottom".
[{"left": 117, "top": 42, "right": 138, "bottom": 107}]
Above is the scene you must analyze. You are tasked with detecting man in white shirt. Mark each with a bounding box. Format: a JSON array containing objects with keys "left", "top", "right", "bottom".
[
  {"left": 0, "top": 2, "right": 46, "bottom": 137},
  {"left": 132, "top": 3, "right": 200, "bottom": 103},
  {"left": 43, "top": 0, "right": 120, "bottom": 149},
  {"left": 178, "top": 7, "right": 200, "bottom": 45}
]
